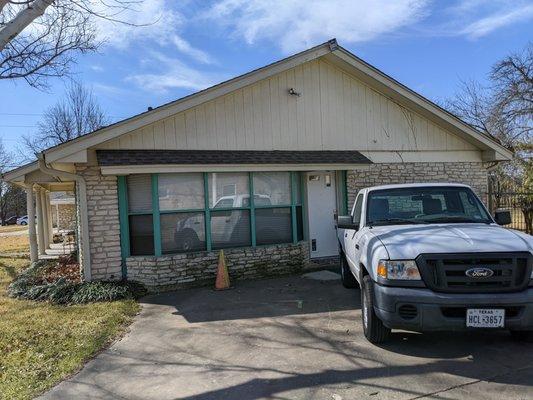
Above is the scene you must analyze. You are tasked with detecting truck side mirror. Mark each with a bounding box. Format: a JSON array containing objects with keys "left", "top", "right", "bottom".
[
  {"left": 337, "top": 215, "right": 359, "bottom": 230},
  {"left": 494, "top": 210, "right": 511, "bottom": 226}
]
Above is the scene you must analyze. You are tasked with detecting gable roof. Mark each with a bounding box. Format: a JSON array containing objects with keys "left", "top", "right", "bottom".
[{"left": 15, "top": 39, "right": 514, "bottom": 170}]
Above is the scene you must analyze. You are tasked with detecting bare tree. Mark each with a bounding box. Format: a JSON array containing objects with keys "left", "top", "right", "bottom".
[
  {"left": 446, "top": 43, "right": 532, "bottom": 233},
  {"left": 0, "top": 139, "right": 15, "bottom": 224},
  {"left": 23, "top": 81, "right": 108, "bottom": 153},
  {"left": 0, "top": 0, "right": 144, "bottom": 89}
]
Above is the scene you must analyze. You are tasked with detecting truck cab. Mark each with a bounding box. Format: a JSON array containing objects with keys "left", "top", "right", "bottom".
[{"left": 337, "top": 183, "right": 533, "bottom": 343}]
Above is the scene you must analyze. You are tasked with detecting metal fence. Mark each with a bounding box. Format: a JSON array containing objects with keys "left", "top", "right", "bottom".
[{"left": 487, "top": 180, "right": 533, "bottom": 234}]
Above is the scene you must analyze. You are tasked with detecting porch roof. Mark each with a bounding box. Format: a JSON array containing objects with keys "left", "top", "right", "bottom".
[{"left": 96, "top": 149, "right": 373, "bottom": 166}]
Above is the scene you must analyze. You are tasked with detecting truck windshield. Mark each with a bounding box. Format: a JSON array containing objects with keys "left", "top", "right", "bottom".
[{"left": 366, "top": 186, "right": 493, "bottom": 226}]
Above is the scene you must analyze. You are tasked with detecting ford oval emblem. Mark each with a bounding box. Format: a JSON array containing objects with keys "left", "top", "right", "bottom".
[{"left": 465, "top": 268, "right": 494, "bottom": 278}]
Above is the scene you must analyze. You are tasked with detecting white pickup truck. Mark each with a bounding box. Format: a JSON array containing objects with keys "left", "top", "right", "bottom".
[{"left": 337, "top": 183, "right": 533, "bottom": 343}]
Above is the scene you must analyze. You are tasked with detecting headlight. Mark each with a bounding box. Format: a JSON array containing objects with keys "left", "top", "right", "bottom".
[{"left": 377, "top": 260, "right": 421, "bottom": 280}]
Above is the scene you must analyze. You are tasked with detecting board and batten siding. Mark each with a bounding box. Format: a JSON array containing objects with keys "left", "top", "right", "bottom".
[{"left": 97, "top": 59, "right": 478, "bottom": 156}]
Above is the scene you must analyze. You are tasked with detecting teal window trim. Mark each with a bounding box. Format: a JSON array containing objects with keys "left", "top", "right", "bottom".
[
  {"left": 152, "top": 174, "right": 162, "bottom": 256},
  {"left": 203, "top": 172, "right": 212, "bottom": 252},
  {"left": 117, "top": 176, "right": 130, "bottom": 278},
  {"left": 339, "top": 170, "right": 349, "bottom": 215},
  {"left": 249, "top": 172, "right": 256, "bottom": 246},
  {"left": 300, "top": 172, "right": 308, "bottom": 241},
  {"left": 290, "top": 171, "right": 298, "bottom": 244},
  {"left": 123, "top": 171, "right": 304, "bottom": 257},
  {"left": 160, "top": 208, "right": 205, "bottom": 214}
]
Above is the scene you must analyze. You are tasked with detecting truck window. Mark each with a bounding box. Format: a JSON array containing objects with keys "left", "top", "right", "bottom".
[
  {"left": 366, "top": 186, "right": 492, "bottom": 226},
  {"left": 352, "top": 195, "right": 363, "bottom": 225}
]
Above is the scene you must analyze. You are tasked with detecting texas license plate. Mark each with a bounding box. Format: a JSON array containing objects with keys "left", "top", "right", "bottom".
[{"left": 466, "top": 309, "right": 505, "bottom": 328}]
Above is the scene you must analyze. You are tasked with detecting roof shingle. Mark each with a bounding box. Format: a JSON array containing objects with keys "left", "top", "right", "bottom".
[{"left": 96, "top": 150, "right": 372, "bottom": 166}]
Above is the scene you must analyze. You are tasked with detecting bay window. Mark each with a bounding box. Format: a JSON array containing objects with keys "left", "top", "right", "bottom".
[{"left": 118, "top": 171, "right": 304, "bottom": 258}]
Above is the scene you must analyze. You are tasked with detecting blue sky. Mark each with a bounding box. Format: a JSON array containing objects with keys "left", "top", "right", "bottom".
[{"left": 1, "top": 0, "right": 532, "bottom": 166}]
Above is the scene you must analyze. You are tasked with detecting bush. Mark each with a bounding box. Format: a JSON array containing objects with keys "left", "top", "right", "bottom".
[{"left": 8, "top": 261, "right": 147, "bottom": 305}]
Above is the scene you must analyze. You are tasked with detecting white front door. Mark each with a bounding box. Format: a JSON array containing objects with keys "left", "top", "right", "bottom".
[{"left": 306, "top": 171, "right": 338, "bottom": 258}]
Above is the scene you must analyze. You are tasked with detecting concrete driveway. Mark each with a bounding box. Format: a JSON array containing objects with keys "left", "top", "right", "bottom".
[{"left": 41, "top": 272, "right": 533, "bottom": 400}]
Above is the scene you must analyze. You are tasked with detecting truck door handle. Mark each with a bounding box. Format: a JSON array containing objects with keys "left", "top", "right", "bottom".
[{"left": 355, "top": 244, "right": 360, "bottom": 250}]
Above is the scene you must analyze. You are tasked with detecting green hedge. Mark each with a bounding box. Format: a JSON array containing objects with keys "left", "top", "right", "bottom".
[{"left": 8, "top": 260, "right": 147, "bottom": 305}]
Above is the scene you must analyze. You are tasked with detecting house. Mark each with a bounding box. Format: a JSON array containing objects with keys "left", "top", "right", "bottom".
[{"left": 3, "top": 39, "right": 512, "bottom": 290}]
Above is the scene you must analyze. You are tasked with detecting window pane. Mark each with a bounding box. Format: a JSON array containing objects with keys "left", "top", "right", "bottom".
[
  {"left": 211, "top": 210, "right": 250, "bottom": 249},
  {"left": 296, "top": 206, "right": 303, "bottom": 241},
  {"left": 293, "top": 173, "right": 302, "bottom": 204},
  {"left": 127, "top": 174, "right": 152, "bottom": 212},
  {"left": 129, "top": 214, "right": 154, "bottom": 255},
  {"left": 255, "top": 208, "right": 292, "bottom": 245},
  {"left": 158, "top": 173, "right": 204, "bottom": 211},
  {"left": 161, "top": 212, "right": 205, "bottom": 254},
  {"left": 208, "top": 173, "right": 249, "bottom": 208},
  {"left": 253, "top": 172, "right": 291, "bottom": 206}
]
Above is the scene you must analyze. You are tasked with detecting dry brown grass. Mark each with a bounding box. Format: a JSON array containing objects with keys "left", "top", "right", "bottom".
[
  {"left": 0, "top": 235, "right": 30, "bottom": 254},
  {"left": 0, "top": 255, "right": 140, "bottom": 400},
  {"left": 0, "top": 225, "right": 27, "bottom": 233}
]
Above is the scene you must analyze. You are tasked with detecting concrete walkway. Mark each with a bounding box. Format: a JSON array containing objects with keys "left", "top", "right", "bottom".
[{"left": 41, "top": 274, "right": 533, "bottom": 400}]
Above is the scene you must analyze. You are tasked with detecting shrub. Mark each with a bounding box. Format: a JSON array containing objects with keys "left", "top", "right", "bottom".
[{"left": 8, "top": 261, "right": 147, "bottom": 305}]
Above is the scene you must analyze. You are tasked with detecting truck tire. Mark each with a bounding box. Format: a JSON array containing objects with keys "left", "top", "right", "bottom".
[
  {"left": 340, "top": 254, "right": 358, "bottom": 288},
  {"left": 510, "top": 330, "right": 533, "bottom": 342},
  {"left": 361, "top": 275, "right": 391, "bottom": 344}
]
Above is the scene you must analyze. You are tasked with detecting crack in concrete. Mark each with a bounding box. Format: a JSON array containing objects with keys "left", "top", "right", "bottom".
[{"left": 408, "top": 364, "right": 533, "bottom": 399}]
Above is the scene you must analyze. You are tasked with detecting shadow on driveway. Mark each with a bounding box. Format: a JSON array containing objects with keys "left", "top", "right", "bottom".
[{"left": 41, "top": 273, "right": 533, "bottom": 400}]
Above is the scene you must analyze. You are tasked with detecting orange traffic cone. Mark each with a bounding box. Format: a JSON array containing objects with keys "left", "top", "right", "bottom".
[{"left": 215, "top": 250, "right": 230, "bottom": 290}]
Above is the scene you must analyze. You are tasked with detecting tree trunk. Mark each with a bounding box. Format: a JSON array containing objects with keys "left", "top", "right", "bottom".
[{"left": 0, "top": 0, "right": 54, "bottom": 51}]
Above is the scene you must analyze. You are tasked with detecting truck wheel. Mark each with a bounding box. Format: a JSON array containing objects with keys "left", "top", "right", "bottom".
[
  {"left": 510, "top": 330, "right": 533, "bottom": 343},
  {"left": 362, "top": 275, "right": 391, "bottom": 344},
  {"left": 340, "top": 254, "right": 358, "bottom": 288}
]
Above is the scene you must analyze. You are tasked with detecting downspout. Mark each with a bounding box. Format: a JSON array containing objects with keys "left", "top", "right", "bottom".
[{"left": 37, "top": 153, "right": 92, "bottom": 281}]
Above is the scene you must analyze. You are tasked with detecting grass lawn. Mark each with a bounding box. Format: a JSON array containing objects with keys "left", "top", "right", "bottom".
[
  {"left": 0, "top": 240, "right": 140, "bottom": 400},
  {"left": 0, "top": 235, "right": 30, "bottom": 254},
  {"left": 0, "top": 225, "right": 28, "bottom": 234}
]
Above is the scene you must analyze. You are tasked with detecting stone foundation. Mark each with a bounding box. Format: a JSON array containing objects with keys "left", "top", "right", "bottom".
[
  {"left": 347, "top": 162, "right": 488, "bottom": 208},
  {"left": 126, "top": 241, "right": 310, "bottom": 291}
]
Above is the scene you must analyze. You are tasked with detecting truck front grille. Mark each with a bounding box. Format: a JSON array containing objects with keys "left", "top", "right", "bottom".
[{"left": 416, "top": 253, "right": 532, "bottom": 293}]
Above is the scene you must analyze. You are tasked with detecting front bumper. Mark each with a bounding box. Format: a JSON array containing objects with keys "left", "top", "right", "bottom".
[{"left": 373, "top": 284, "right": 533, "bottom": 332}]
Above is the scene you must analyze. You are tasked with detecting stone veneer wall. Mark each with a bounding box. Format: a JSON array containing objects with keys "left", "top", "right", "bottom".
[
  {"left": 76, "top": 165, "right": 122, "bottom": 281},
  {"left": 126, "top": 241, "right": 309, "bottom": 291},
  {"left": 347, "top": 162, "right": 488, "bottom": 209},
  {"left": 52, "top": 204, "right": 76, "bottom": 230}
]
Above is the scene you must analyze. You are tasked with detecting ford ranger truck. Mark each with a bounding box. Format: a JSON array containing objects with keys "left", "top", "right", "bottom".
[{"left": 337, "top": 183, "right": 533, "bottom": 344}]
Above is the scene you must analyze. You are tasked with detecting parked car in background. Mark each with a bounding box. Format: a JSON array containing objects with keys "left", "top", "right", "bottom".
[
  {"left": 3, "top": 216, "right": 18, "bottom": 225},
  {"left": 16, "top": 215, "right": 28, "bottom": 225},
  {"left": 337, "top": 183, "right": 533, "bottom": 344}
]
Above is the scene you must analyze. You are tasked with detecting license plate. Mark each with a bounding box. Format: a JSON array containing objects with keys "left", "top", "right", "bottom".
[{"left": 466, "top": 309, "right": 505, "bottom": 328}]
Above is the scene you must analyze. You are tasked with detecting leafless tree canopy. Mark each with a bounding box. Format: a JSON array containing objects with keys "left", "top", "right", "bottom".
[
  {"left": 446, "top": 44, "right": 532, "bottom": 150},
  {"left": 0, "top": 139, "right": 25, "bottom": 223},
  {"left": 446, "top": 44, "right": 533, "bottom": 232},
  {"left": 23, "top": 81, "right": 108, "bottom": 153},
  {"left": 0, "top": 0, "right": 143, "bottom": 89}
]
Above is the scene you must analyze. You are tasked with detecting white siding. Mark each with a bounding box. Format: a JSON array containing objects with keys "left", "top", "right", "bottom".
[{"left": 98, "top": 59, "right": 477, "bottom": 153}]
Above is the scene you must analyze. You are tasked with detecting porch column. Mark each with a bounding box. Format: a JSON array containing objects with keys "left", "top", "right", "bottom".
[
  {"left": 26, "top": 184, "right": 38, "bottom": 262},
  {"left": 55, "top": 204, "right": 60, "bottom": 230},
  {"left": 46, "top": 192, "right": 53, "bottom": 243},
  {"left": 40, "top": 188, "right": 50, "bottom": 249},
  {"left": 35, "top": 187, "right": 46, "bottom": 255}
]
